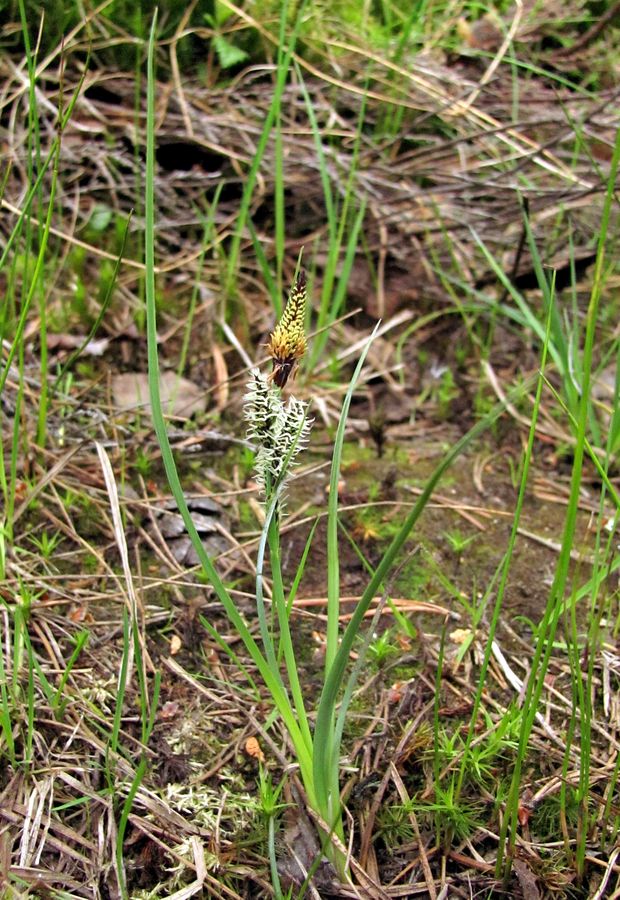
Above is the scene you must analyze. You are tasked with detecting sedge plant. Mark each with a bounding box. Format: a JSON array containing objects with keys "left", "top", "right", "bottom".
[{"left": 142, "top": 12, "right": 537, "bottom": 887}]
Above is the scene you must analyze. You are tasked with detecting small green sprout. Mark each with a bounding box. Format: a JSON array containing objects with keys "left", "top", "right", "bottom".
[
  {"left": 28, "top": 529, "right": 63, "bottom": 559},
  {"left": 443, "top": 529, "right": 477, "bottom": 555}
]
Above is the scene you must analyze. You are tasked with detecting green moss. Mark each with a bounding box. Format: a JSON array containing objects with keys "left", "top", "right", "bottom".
[{"left": 533, "top": 787, "right": 580, "bottom": 843}]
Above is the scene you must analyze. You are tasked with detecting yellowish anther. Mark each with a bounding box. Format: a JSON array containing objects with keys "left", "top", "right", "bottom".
[{"left": 266, "top": 270, "right": 308, "bottom": 388}]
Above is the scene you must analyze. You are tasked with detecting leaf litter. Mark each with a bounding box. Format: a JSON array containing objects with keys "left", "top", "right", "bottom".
[{"left": 1, "top": 5, "right": 620, "bottom": 897}]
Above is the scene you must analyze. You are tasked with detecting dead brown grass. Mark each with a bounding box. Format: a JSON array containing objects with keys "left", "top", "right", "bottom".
[{"left": 1, "top": 5, "right": 620, "bottom": 897}]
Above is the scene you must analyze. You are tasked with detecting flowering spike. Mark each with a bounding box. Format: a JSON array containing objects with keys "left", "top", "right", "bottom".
[
  {"left": 271, "top": 396, "right": 312, "bottom": 484},
  {"left": 244, "top": 368, "right": 312, "bottom": 499},
  {"left": 244, "top": 370, "right": 279, "bottom": 493},
  {"left": 266, "top": 270, "right": 308, "bottom": 389},
  {"left": 244, "top": 370, "right": 279, "bottom": 446}
]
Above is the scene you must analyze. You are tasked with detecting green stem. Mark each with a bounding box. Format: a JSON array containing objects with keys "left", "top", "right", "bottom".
[{"left": 268, "top": 506, "right": 313, "bottom": 757}]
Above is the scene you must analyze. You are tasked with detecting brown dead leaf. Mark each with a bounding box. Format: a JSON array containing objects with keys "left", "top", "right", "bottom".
[
  {"left": 112, "top": 371, "right": 206, "bottom": 418},
  {"left": 388, "top": 681, "right": 405, "bottom": 704},
  {"left": 245, "top": 736, "right": 265, "bottom": 763},
  {"left": 513, "top": 859, "right": 541, "bottom": 900},
  {"left": 396, "top": 633, "right": 412, "bottom": 651},
  {"left": 148, "top": 496, "right": 230, "bottom": 566},
  {"left": 278, "top": 793, "right": 338, "bottom": 893},
  {"left": 13, "top": 482, "right": 28, "bottom": 501},
  {"left": 159, "top": 701, "right": 181, "bottom": 720},
  {"left": 211, "top": 343, "right": 229, "bottom": 412},
  {"left": 47, "top": 333, "right": 110, "bottom": 356},
  {"left": 438, "top": 701, "right": 474, "bottom": 717},
  {"left": 69, "top": 605, "right": 94, "bottom": 624},
  {"left": 517, "top": 804, "right": 532, "bottom": 827},
  {"left": 457, "top": 14, "right": 503, "bottom": 51}
]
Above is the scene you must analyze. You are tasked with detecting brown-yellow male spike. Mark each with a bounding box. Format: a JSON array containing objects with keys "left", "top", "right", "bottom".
[{"left": 266, "top": 269, "right": 308, "bottom": 388}]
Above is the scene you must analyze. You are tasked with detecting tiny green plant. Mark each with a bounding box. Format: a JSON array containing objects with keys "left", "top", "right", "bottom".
[
  {"left": 27, "top": 529, "right": 63, "bottom": 559},
  {"left": 367, "top": 629, "right": 401, "bottom": 668},
  {"left": 134, "top": 446, "right": 152, "bottom": 478},
  {"left": 443, "top": 528, "right": 477, "bottom": 556}
]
